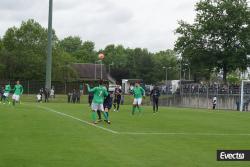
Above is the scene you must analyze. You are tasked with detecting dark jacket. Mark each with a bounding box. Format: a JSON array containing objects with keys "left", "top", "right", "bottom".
[{"left": 150, "top": 89, "right": 160, "bottom": 99}]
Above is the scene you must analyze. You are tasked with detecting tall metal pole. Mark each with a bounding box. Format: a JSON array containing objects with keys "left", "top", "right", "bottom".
[
  {"left": 240, "top": 80, "right": 244, "bottom": 112},
  {"left": 45, "top": 0, "right": 53, "bottom": 90}
]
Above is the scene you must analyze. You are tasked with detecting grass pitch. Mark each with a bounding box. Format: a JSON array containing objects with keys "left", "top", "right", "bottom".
[{"left": 0, "top": 100, "right": 250, "bottom": 167}]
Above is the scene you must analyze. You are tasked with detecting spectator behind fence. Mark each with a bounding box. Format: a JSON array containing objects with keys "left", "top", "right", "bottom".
[
  {"left": 80, "top": 83, "right": 83, "bottom": 95},
  {"left": 37, "top": 93, "right": 42, "bottom": 103},
  {"left": 67, "top": 92, "right": 72, "bottom": 103},
  {"left": 212, "top": 96, "right": 217, "bottom": 110},
  {"left": 39, "top": 88, "right": 43, "bottom": 101},
  {"left": 243, "top": 99, "right": 249, "bottom": 111},
  {"left": 72, "top": 89, "right": 77, "bottom": 103},
  {"left": 76, "top": 90, "right": 80, "bottom": 103},
  {"left": 50, "top": 87, "right": 55, "bottom": 99}
]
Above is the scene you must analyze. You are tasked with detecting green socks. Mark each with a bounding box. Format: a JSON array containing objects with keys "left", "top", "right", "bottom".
[
  {"left": 92, "top": 111, "right": 110, "bottom": 123},
  {"left": 132, "top": 106, "right": 142, "bottom": 115},
  {"left": 91, "top": 111, "right": 97, "bottom": 122},
  {"left": 102, "top": 112, "right": 109, "bottom": 121},
  {"left": 132, "top": 106, "right": 136, "bottom": 115},
  {"left": 138, "top": 106, "right": 142, "bottom": 113}
]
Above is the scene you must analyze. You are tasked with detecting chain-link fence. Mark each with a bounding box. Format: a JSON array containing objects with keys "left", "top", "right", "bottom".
[
  {"left": 158, "top": 83, "right": 250, "bottom": 111},
  {"left": 0, "top": 80, "right": 100, "bottom": 95},
  {"left": 2, "top": 80, "right": 250, "bottom": 110}
]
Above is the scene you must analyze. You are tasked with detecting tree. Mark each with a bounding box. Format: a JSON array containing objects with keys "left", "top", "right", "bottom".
[
  {"left": 1, "top": 19, "right": 48, "bottom": 80},
  {"left": 59, "top": 36, "right": 82, "bottom": 54},
  {"left": 73, "top": 41, "right": 96, "bottom": 63},
  {"left": 152, "top": 50, "right": 179, "bottom": 82},
  {"left": 52, "top": 48, "right": 78, "bottom": 81},
  {"left": 0, "top": 19, "right": 75, "bottom": 81},
  {"left": 0, "top": 38, "right": 4, "bottom": 77},
  {"left": 125, "top": 48, "right": 155, "bottom": 83},
  {"left": 175, "top": 0, "right": 250, "bottom": 82},
  {"left": 102, "top": 45, "right": 129, "bottom": 82}
]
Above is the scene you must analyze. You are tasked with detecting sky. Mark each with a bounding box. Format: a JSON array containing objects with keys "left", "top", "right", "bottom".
[{"left": 0, "top": 0, "right": 198, "bottom": 52}]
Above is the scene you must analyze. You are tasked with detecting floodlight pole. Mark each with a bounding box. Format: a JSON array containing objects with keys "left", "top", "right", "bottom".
[
  {"left": 45, "top": 0, "right": 53, "bottom": 90},
  {"left": 240, "top": 80, "right": 244, "bottom": 112}
]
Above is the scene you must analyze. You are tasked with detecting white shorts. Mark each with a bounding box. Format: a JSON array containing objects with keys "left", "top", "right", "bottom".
[
  {"left": 3, "top": 93, "right": 9, "bottom": 97},
  {"left": 133, "top": 98, "right": 142, "bottom": 105},
  {"left": 12, "top": 94, "right": 20, "bottom": 101},
  {"left": 91, "top": 103, "right": 104, "bottom": 112}
]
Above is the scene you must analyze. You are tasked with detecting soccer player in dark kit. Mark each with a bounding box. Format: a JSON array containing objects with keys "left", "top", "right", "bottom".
[
  {"left": 150, "top": 86, "right": 161, "bottom": 113},
  {"left": 103, "top": 84, "right": 112, "bottom": 124},
  {"left": 113, "top": 84, "right": 122, "bottom": 112}
]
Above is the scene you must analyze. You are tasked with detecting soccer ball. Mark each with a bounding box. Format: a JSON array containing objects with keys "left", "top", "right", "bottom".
[{"left": 98, "top": 53, "right": 105, "bottom": 60}]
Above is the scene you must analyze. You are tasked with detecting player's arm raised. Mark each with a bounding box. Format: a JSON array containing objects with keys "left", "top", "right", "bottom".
[{"left": 86, "top": 84, "right": 95, "bottom": 93}]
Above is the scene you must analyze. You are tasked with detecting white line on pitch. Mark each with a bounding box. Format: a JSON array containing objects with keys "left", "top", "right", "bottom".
[
  {"left": 28, "top": 104, "right": 250, "bottom": 137},
  {"left": 120, "top": 132, "right": 250, "bottom": 136},
  {"left": 36, "top": 105, "right": 119, "bottom": 134}
]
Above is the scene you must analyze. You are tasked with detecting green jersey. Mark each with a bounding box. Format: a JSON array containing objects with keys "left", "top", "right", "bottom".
[
  {"left": 13, "top": 84, "right": 23, "bottom": 95},
  {"left": 132, "top": 86, "right": 145, "bottom": 99},
  {"left": 79, "top": 84, "right": 83, "bottom": 90},
  {"left": 87, "top": 85, "right": 108, "bottom": 104},
  {"left": 4, "top": 84, "right": 11, "bottom": 93}
]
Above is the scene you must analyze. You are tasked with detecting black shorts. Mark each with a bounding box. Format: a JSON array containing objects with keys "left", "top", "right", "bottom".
[{"left": 104, "top": 103, "right": 112, "bottom": 110}]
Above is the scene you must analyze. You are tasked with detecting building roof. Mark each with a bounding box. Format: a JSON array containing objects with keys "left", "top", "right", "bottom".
[{"left": 71, "top": 63, "right": 108, "bottom": 80}]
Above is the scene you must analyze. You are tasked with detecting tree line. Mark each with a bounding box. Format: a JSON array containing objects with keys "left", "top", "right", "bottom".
[{"left": 0, "top": 19, "right": 179, "bottom": 84}]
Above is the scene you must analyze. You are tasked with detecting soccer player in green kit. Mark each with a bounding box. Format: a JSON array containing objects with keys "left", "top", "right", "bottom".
[
  {"left": 3, "top": 82, "right": 11, "bottom": 104},
  {"left": 12, "top": 80, "right": 23, "bottom": 106},
  {"left": 131, "top": 82, "right": 145, "bottom": 115},
  {"left": 86, "top": 80, "right": 110, "bottom": 124}
]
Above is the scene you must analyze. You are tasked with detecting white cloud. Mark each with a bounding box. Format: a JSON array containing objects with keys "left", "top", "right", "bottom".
[{"left": 0, "top": 0, "right": 198, "bottom": 52}]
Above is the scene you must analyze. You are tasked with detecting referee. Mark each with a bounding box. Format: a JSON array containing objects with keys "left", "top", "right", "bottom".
[{"left": 150, "top": 86, "right": 160, "bottom": 113}]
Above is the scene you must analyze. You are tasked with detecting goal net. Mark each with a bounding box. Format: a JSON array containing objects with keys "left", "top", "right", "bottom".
[{"left": 240, "top": 80, "right": 250, "bottom": 111}]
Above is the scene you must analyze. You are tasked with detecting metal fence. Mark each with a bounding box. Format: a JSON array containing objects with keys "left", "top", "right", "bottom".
[
  {"left": 158, "top": 83, "right": 250, "bottom": 111},
  {"left": 0, "top": 80, "right": 92, "bottom": 95},
  {"left": 2, "top": 80, "right": 250, "bottom": 110}
]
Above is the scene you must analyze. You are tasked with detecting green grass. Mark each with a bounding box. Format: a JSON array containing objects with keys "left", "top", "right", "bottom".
[{"left": 0, "top": 101, "right": 250, "bottom": 167}]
